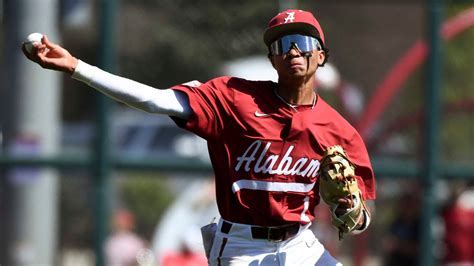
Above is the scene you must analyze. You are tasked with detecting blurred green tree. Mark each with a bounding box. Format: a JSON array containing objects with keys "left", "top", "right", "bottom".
[{"left": 119, "top": 174, "right": 175, "bottom": 240}]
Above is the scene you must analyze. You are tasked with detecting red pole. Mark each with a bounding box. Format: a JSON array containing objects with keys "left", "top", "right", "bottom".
[{"left": 355, "top": 7, "right": 474, "bottom": 138}]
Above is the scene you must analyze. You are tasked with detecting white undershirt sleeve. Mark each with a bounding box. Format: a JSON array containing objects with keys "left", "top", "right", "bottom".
[{"left": 71, "top": 60, "right": 191, "bottom": 119}]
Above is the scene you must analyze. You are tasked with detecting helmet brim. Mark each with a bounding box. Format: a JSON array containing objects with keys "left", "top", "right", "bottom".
[{"left": 264, "top": 22, "right": 321, "bottom": 47}]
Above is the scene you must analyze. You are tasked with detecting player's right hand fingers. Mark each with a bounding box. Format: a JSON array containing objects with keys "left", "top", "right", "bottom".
[
  {"left": 36, "top": 52, "right": 56, "bottom": 68},
  {"left": 42, "top": 35, "right": 52, "bottom": 46},
  {"left": 36, "top": 49, "right": 76, "bottom": 73},
  {"left": 42, "top": 35, "right": 60, "bottom": 51}
]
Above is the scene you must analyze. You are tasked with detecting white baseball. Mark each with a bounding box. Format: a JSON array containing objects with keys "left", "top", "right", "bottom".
[{"left": 24, "top": 32, "right": 43, "bottom": 54}]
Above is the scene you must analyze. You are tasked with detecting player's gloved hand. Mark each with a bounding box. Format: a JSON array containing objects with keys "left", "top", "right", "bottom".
[
  {"left": 22, "top": 35, "right": 78, "bottom": 74},
  {"left": 318, "top": 145, "right": 369, "bottom": 239}
]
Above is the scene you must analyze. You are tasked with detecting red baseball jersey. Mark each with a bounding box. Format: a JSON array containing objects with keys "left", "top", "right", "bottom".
[{"left": 171, "top": 76, "right": 376, "bottom": 226}]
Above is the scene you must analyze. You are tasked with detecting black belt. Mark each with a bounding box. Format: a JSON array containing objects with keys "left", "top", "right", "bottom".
[{"left": 221, "top": 221, "right": 300, "bottom": 241}]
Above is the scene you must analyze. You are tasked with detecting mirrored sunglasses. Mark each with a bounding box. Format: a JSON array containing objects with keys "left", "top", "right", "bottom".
[{"left": 270, "top": 34, "right": 322, "bottom": 55}]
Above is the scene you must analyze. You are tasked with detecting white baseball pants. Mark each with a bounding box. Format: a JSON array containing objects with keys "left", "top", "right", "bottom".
[{"left": 206, "top": 219, "right": 342, "bottom": 266}]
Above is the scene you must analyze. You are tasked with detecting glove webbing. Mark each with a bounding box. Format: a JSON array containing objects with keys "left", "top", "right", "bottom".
[{"left": 320, "top": 151, "right": 357, "bottom": 209}]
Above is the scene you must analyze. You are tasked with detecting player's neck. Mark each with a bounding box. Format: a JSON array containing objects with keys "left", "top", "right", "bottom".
[{"left": 276, "top": 78, "right": 317, "bottom": 105}]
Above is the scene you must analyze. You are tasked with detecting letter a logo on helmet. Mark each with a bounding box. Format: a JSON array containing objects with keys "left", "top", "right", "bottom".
[
  {"left": 263, "top": 9, "right": 326, "bottom": 47},
  {"left": 284, "top": 12, "right": 295, "bottom": 23}
]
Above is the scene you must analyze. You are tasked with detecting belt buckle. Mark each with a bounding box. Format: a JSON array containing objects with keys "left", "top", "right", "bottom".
[{"left": 267, "top": 227, "right": 285, "bottom": 242}]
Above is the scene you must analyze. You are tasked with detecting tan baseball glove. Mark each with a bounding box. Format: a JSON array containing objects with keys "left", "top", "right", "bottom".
[{"left": 318, "top": 145, "right": 368, "bottom": 239}]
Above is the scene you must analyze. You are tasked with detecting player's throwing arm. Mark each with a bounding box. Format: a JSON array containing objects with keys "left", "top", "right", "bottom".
[{"left": 21, "top": 33, "right": 191, "bottom": 119}]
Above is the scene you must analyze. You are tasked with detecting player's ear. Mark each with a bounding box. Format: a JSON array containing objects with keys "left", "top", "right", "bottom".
[{"left": 317, "top": 50, "right": 325, "bottom": 66}]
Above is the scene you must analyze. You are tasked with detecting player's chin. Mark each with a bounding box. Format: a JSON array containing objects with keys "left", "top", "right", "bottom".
[
  {"left": 278, "top": 68, "right": 308, "bottom": 80},
  {"left": 286, "top": 70, "right": 308, "bottom": 79},
  {"left": 287, "top": 64, "right": 306, "bottom": 72}
]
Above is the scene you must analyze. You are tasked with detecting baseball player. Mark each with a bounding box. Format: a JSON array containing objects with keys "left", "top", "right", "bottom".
[{"left": 23, "top": 9, "right": 376, "bottom": 266}]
